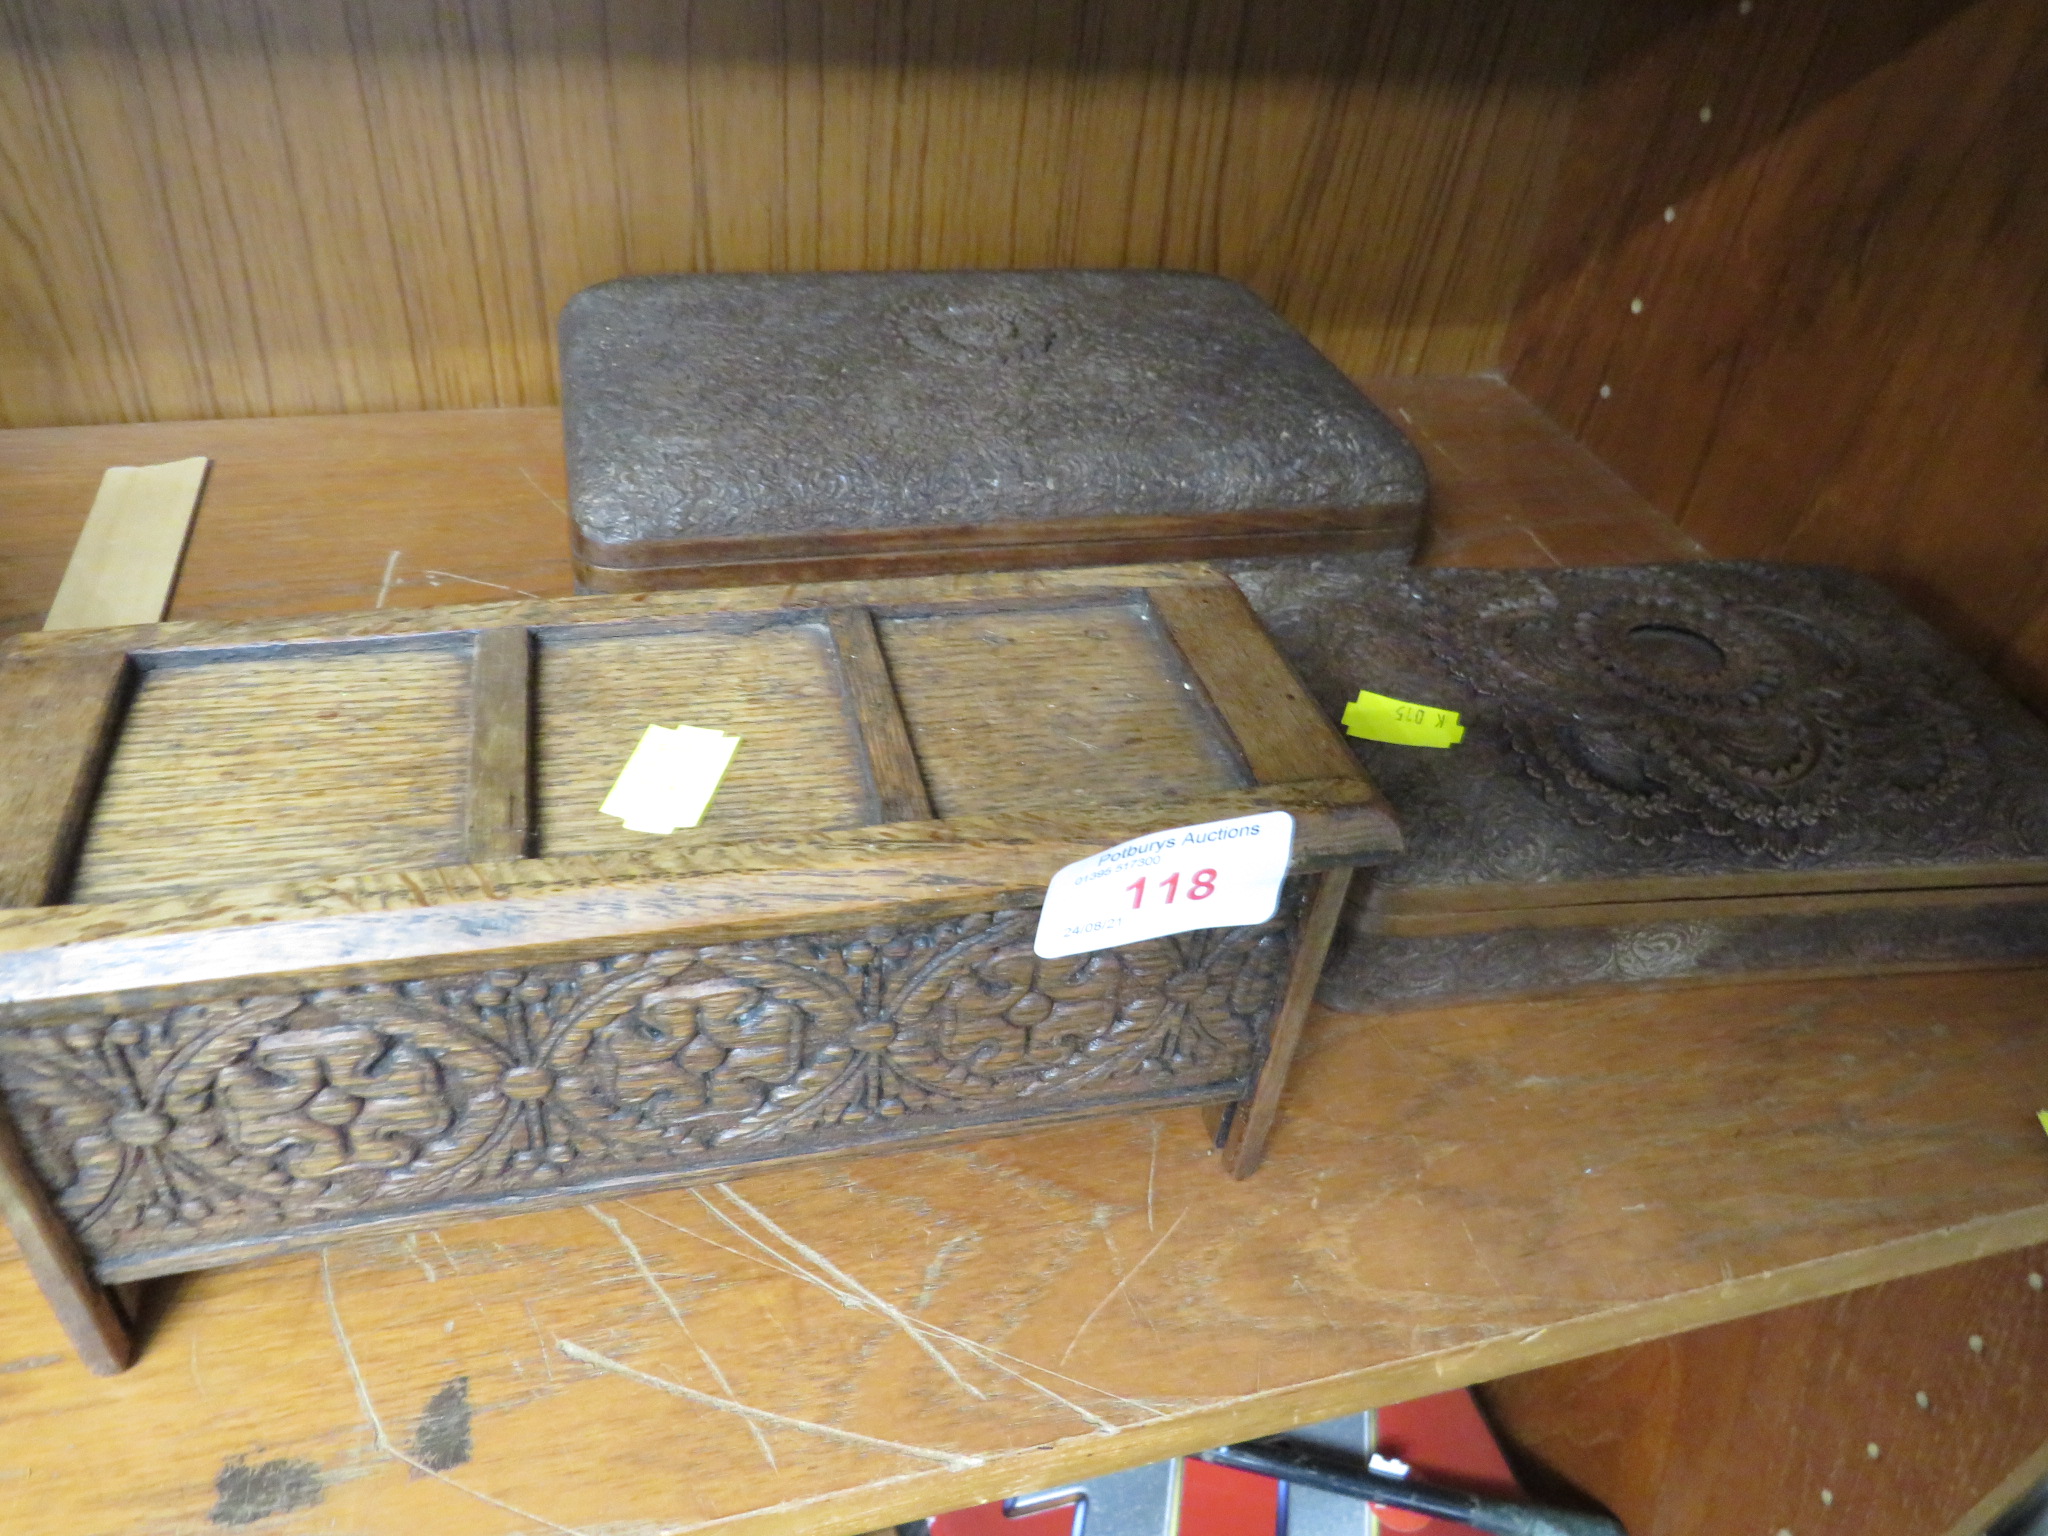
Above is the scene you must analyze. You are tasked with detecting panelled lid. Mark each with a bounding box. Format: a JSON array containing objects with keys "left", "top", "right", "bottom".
[
  {"left": 561, "top": 271, "right": 1426, "bottom": 570},
  {"left": 0, "top": 564, "right": 1397, "bottom": 1014},
  {"left": 1233, "top": 558, "right": 2048, "bottom": 910}
]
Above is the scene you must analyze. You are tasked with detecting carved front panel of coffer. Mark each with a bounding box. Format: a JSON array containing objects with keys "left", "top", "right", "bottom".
[{"left": 0, "top": 903, "right": 1297, "bottom": 1280}]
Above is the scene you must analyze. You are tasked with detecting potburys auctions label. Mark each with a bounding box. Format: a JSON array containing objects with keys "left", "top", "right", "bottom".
[{"left": 1032, "top": 812, "right": 1294, "bottom": 960}]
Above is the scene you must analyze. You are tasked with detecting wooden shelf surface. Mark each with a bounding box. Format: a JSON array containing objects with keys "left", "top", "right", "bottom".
[{"left": 3, "top": 379, "right": 2046, "bottom": 1536}]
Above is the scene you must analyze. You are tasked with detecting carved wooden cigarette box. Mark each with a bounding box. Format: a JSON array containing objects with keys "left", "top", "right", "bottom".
[
  {"left": 561, "top": 271, "right": 1427, "bottom": 593},
  {"left": 1231, "top": 559, "right": 2048, "bottom": 1010},
  {"left": 0, "top": 564, "right": 1397, "bottom": 1372}
]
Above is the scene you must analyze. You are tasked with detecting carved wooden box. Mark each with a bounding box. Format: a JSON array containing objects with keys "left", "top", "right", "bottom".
[
  {"left": 1229, "top": 559, "right": 2048, "bottom": 1011},
  {"left": 0, "top": 564, "right": 1397, "bottom": 1372},
  {"left": 561, "top": 271, "right": 1428, "bottom": 592}
]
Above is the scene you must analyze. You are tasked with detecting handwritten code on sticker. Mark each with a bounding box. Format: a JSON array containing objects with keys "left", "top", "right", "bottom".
[
  {"left": 599, "top": 724, "right": 741, "bottom": 835},
  {"left": 1342, "top": 689, "right": 1464, "bottom": 748},
  {"left": 1032, "top": 811, "right": 1294, "bottom": 960}
]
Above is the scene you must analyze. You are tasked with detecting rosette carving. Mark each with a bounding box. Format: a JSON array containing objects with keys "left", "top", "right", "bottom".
[{"left": 0, "top": 902, "right": 1292, "bottom": 1268}]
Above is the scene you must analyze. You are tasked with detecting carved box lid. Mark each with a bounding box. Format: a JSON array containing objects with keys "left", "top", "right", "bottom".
[
  {"left": 1234, "top": 559, "right": 2048, "bottom": 907},
  {"left": 560, "top": 272, "right": 1427, "bottom": 591}
]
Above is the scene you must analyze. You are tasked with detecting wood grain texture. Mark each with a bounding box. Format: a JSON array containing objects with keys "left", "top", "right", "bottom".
[
  {"left": 533, "top": 618, "right": 873, "bottom": 856},
  {"left": 1483, "top": 1242, "right": 2048, "bottom": 1536},
  {"left": 1507, "top": 0, "right": 2048, "bottom": 712},
  {"left": 463, "top": 627, "right": 534, "bottom": 862},
  {"left": 0, "top": 409, "right": 575, "bottom": 639},
  {"left": 877, "top": 601, "right": 1249, "bottom": 819},
  {"left": 0, "top": 382, "right": 1692, "bottom": 638},
  {"left": 41, "top": 457, "right": 209, "bottom": 631},
  {"left": 0, "top": 1092, "right": 130, "bottom": 1375},
  {"left": 1147, "top": 582, "right": 1362, "bottom": 787},
  {"left": 1217, "top": 867, "right": 1352, "bottom": 1178},
  {"left": 825, "top": 607, "right": 935, "bottom": 824},
  {"left": 0, "top": 648, "right": 129, "bottom": 908},
  {"left": 4, "top": 963, "right": 2048, "bottom": 1535},
  {"left": 0, "top": 0, "right": 1609, "bottom": 430},
  {"left": 0, "top": 781, "right": 1396, "bottom": 1020},
  {"left": 67, "top": 642, "right": 475, "bottom": 902},
  {"left": 7, "top": 385, "right": 2046, "bottom": 1536}
]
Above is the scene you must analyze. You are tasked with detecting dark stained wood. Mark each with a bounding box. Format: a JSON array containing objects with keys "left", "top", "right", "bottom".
[
  {"left": 3, "top": 394, "right": 2047, "bottom": 1536},
  {"left": 0, "top": 648, "right": 129, "bottom": 908},
  {"left": 1483, "top": 1242, "right": 2048, "bottom": 1536},
  {"left": 825, "top": 607, "right": 935, "bottom": 825},
  {"left": 462, "top": 627, "right": 533, "bottom": 862},
  {"left": 0, "top": 1099, "right": 130, "bottom": 1376},
  {"left": 1218, "top": 867, "right": 1356, "bottom": 1179},
  {"left": 1506, "top": 0, "right": 2048, "bottom": 714},
  {"left": 575, "top": 528, "right": 1421, "bottom": 595},
  {"left": 574, "top": 504, "right": 1418, "bottom": 570},
  {"left": 0, "top": 383, "right": 1696, "bottom": 641},
  {"left": 0, "top": 566, "right": 1399, "bottom": 1344}
]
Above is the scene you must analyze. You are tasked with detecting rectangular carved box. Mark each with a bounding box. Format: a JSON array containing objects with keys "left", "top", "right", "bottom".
[
  {"left": 0, "top": 564, "right": 1398, "bottom": 1372},
  {"left": 561, "top": 271, "right": 1428, "bottom": 592},
  {"left": 1231, "top": 558, "right": 2048, "bottom": 1010}
]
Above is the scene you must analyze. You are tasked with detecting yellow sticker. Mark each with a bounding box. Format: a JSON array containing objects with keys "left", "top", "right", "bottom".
[
  {"left": 2038, "top": 1108, "right": 2048, "bottom": 1140},
  {"left": 599, "top": 724, "right": 741, "bottom": 835},
  {"left": 1341, "top": 690, "right": 1465, "bottom": 748}
]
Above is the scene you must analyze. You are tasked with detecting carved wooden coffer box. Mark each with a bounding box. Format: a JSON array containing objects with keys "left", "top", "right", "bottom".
[
  {"left": 0, "top": 564, "right": 1396, "bottom": 1371},
  {"left": 1230, "top": 559, "right": 2048, "bottom": 1010},
  {"left": 561, "top": 271, "right": 1427, "bottom": 592}
]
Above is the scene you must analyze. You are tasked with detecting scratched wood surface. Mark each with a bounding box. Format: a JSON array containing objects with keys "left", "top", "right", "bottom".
[
  {"left": 0, "top": 0, "right": 1610, "bottom": 430},
  {"left": 13, "top": 381, "right": 2047, "bottom": 1536}
]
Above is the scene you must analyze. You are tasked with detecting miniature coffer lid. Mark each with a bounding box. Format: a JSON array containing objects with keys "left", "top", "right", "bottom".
[
  {"left": 1233, "top": 559, "right": 2048, "bottom": 902},
  {"left": 560, "top": 270, "right": 1427, "bottom": 548}
]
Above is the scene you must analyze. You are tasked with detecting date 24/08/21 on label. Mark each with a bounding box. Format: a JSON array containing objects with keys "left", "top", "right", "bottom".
[{"left": 1031, "top": 812, "right": 1295, "bottom": 960}]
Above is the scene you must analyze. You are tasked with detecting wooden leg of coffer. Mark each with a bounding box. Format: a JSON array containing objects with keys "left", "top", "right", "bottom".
[
  {"left": 0, "top": 1101, "right": 132, "bottom": 1374},
  {"left": 1217, "top": 866, "right": 1356, "bottom": 1179}
]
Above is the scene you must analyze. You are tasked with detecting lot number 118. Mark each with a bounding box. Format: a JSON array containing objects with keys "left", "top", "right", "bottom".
[{"left": 1127, "top": 869, "right": 1217, "bottom": 907}]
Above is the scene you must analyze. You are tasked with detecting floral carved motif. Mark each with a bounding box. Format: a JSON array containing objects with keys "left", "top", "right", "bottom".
[
  {"left": 1426, "top": 585, "right": 1987, "bottom": 860},
  {"left": 0, "top": 905, "right": 1293, "bottom": 1270}
]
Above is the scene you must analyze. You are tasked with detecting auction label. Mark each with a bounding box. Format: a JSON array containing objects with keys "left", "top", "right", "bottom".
[{"left": 1032, "top": 812, "right": 1295, "bottom": 960}]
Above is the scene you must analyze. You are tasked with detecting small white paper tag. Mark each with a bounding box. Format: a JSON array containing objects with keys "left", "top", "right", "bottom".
[
  {"left": 599, "top": 724, "right": 741, "bottom": 835},
  {"left": 1032, "top": 812, "right": 1295, "bottom": 960}
]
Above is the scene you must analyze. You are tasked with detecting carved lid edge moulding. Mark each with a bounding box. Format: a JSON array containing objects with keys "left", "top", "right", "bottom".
[{"left": 0, "top": 563, "right": 1399, "bottom": 1373}]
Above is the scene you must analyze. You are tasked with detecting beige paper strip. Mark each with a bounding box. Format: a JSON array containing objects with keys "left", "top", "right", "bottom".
[{"left": 42, "top": 456, "right": 211, "bottom": 631}]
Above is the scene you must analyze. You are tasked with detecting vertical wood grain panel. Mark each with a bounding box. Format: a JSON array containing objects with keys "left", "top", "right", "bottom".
[
  {"left": 0, "top": 0, "right": 1610, "bottom": 429},
  {"left": 1482, "top": 1243, "right": 2048, "bottom": 1536},
  {"left": 1507, "top": 0, "right": 2048, "bottom": 710},
  {"left": 464, "top": 625, "right": 534, "bottom": 862}
]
